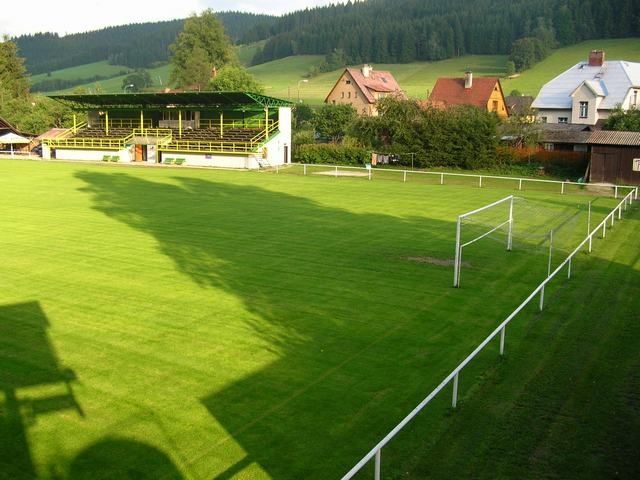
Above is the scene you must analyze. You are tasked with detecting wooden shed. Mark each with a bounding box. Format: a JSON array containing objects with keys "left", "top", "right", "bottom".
[{"left": 588, "top": 131, "right": 640, "bottom": 185}]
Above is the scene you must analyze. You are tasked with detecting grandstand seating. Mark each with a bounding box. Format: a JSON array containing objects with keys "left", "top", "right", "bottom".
[{"left": 71, "top": 127, "right": 263, "bottom": 143}]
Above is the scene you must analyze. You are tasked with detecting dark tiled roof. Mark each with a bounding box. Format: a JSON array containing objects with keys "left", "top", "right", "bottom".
[
  {"left": 539, "top": 124, "right": 593, "bottom": 144},
  {"left": 505, "top": 95, "right": 533, "bottom": 115},
  {"left": 587, "top": 130, "right": 640, "bottom": 146}
]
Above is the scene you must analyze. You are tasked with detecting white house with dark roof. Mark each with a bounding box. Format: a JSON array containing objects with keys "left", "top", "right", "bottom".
[{"left": 532, "top": 50, "right": 640, "bottom": 125}]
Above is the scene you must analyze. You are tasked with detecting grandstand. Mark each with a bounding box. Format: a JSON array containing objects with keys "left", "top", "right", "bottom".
[{"left": 43, "top": 92, "right": 292, "bottom": 168}]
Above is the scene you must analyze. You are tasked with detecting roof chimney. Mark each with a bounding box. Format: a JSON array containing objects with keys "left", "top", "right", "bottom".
[
  {"left": 588, "top": 50, "right": 605, "bottom": 67},
  {"left": 464, "top": 71, "right": 473, "bottom": 89},
  {"left": 362, "top": 64, "right": 372, "bottom": 78}
]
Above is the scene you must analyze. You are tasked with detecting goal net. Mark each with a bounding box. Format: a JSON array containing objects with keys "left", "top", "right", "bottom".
[{"left": 453, "top": 195, "right": 514, "bottom": 287}]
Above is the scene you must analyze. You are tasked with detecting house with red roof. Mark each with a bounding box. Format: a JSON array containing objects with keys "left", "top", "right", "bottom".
[
  {"left": 425, "top": 72, "right": 508, "bottom": 118},
  {"left": 325, "top": 64, "right": 406, "bottom": 116}
]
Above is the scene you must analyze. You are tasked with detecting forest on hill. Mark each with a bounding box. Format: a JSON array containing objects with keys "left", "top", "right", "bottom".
[
  {"left": 246, "top": 0, "right": 640, "bottom": 65},
  {"left": 13, "top": 12, "right": 275, "bottom": 75}
]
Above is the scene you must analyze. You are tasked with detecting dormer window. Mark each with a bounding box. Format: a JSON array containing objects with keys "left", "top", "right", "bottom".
[
  {"left": 346, "top": 80, "right": 351, "bottom": 85},
  {"left": 579, "top": 101, "right": 589, "bottom": 118}
]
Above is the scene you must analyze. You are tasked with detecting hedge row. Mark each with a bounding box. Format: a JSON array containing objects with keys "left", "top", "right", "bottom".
[{"left": 293, "top": 144, "right": 370, "bottom": 165}]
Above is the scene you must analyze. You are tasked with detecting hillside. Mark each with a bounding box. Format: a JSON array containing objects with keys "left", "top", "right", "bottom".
[
  {"left": 14, "top": 12, "right": 276, "bottom": 75},
  {"left": 246, "top": 0, "right": 640, "bottom": 65},
  {"left": 503, "top": 38, "right": 640, "bottom": 95},
  {"left": 44, "top": 38, "right": 640, "bottom": 103}
]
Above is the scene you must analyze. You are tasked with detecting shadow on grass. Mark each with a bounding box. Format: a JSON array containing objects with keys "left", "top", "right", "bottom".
[
  {"left": 75, "top": 171, "right": 468, "bottom": 479},
  {"left": 0, "top": 301, "right": 82, "bottom": 480},
  {"left": 73, "top": 170, "right": 639, "bottom": 479},
  {"left": 67, "top": 438, "right": 183, "bottom": 480}
]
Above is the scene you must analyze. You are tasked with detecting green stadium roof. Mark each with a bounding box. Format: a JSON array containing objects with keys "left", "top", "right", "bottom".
[{"left": 48, "top": 92, "right": 293, "bottom": 111}]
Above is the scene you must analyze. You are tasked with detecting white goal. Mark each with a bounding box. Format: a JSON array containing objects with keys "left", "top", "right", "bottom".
[{"left": 453, "top": 195, "right": 514, "bottom": 287}]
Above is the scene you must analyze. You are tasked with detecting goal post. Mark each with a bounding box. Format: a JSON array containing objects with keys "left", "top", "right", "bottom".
[{"left": 453, "top": 195, "right": 514, "bottom": 288}]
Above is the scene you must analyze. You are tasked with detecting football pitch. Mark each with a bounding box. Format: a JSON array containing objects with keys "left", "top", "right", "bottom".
[{"left": 0, "top": 159, "right": 637, "bottom": 479}]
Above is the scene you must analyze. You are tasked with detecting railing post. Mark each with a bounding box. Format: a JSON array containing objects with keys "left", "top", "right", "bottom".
[
  {"left": 335, "top": 165, "right": 338, "bottom": 178},
  {"left": 561, "top": 182, "right": 565, "bottom": 195},
  {"left": 618, "top": 205, "right": 622, "bottom": 219},
  {"left": 479, "top": 176, "right": 483, "bottom": 188},
  {"left": 547, "top": 230, "right": 553, "bottom": 277},
  {"left": 303, "top": 164, "right": 307, "bottom": 176},
  {"left": 403, "top": 170, "right": 407, "bottom": 183},
  {"left": 567, "top": 257, "right": 572, "bottom": 279},
  {"left": 507, "top": 196, "right": 514, "bottom": 251},
  {"left": 368, "top": 168, "right": 372, "bottom": 181},
  {"left": 453, "top": 217, "right": 462, "bottom": 287},
  {"left": 615, "top": 185, "right": 618, "bottom": 199},
  {"left": 518, "top": 178, "right": 523, "bottom": 191},
  {"left": 602, "top": 221, "right": 606, "bottom": 239},
  {"left": 452, "top": 373, "right": 459, "bottom": 408},
  {"left": 499, "top": 326, "right": 506, "bottom": 355},
  {"left": 539, "top": 286, "right": 545, "bottom": 311},
  {"left": 374, "top": 449, "right": 381, "bottom": 480},
  {"left": 440, "top": 173, "right": 444, "bottom": 185}
]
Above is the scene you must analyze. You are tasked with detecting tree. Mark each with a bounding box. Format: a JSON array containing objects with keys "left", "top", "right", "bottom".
[
  {"left": 0, "top": 37, "right": 29, "bottom": 102},
  {"left": 169, "top": 9, "right": 236, "bottom": 89},
  {"left": 312, "top": 104, "right": 357, "bottom": 143},
  {"left": 293, "top": 103, "right": 314, "bottom": 129},
  {"left": 121, "top": 69, "right": 152, "bottom": 92},
  {"left": 209, "top": 65, "right": 264, "bottom": 93},
  {"left": 603, "top": 106, "right": 640, "bottom": 132},
  {"left": 505, "top": 61, "right": 516, "bottom": 77}
]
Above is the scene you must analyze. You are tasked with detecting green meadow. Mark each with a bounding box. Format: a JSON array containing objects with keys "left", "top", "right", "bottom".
[
  {"left": 0, "top": 159, "right": 637, "bottom": 479},
  {"left": 39, "top": 38, "right": 640, "bottom": 102}
]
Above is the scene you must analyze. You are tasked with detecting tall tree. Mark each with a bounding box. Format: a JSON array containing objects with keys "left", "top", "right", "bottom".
[
  {"left": 0, "top": 37, "right": 29, "bottom": 101},
  {"left": 169, "top": 9, "right": 236, "bottom": 89}
]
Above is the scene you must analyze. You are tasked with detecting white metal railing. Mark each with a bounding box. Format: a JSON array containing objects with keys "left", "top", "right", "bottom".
[
  {"left": 298, "top": 164, "right": 637, "bottom": 199},
  {"left": 341, "top": 186, "right": 639, "bottom": 480}
]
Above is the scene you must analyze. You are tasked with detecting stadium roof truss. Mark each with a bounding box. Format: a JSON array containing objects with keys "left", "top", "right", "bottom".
[{"left": 48, "top": 92, "right": 293, "bottom": 112}]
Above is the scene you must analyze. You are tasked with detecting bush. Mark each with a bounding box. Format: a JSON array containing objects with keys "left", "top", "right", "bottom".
[
  {"left": 293, "top": 144, "right": 370, "bottom": 165},
  {"left": 293, "top": 129, "right": 316, "bottom": 147}
]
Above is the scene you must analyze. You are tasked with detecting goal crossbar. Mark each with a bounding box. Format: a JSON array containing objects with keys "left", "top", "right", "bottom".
[{"left": 454, "top": 195, "right": 514, "bottom": 287}]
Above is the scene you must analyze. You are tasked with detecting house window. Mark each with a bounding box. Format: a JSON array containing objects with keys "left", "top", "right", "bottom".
[
  {"left": 355, "top": 92, "right": 358, "bottom": 98},
  {"left": 346, "top": 80, "right": 351, "bottom": 85},
  {"left": 579, "top": 101, "right": 589, "bottom": 118},
  {"left": 492, "top": 100, "right": 498, "bottom": 112},
  {"left": 543, "top": 143, "right": 554, "bottom": 151},
  {"left": 348, "top": 92, "right": 351, "bottom": 99},
  {"left": 558, "top": 117, "right": 568, "bottom": 124},
  {"left": 540, "top": 116, "right": 547, "bottom": 123},
  {"left": 341, "top": 92, "right": 345, "bottom": 99}
]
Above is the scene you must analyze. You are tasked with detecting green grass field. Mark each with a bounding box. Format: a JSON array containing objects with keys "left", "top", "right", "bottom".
[
  {"left": 41, "top": 38, "right": 640, "bottom": 101},
  {"left": 29, "top": 61, "right": 132, "bottom": 86},
  {"left": 0, "top": 159, "right": 638, "bottom": 479}
]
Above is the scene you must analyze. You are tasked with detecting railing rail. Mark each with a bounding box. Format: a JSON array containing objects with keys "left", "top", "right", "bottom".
[
  {"left": 158, "top": 140, "right": 255, "bottom": 154},
  {"left": 251, "top": 121, "right": 280, "bottom": 145},
  {"left": 341, "top": 186, "right": 638, "bottom": 480},
  {"left": 199, "top": 119, "right": 274, "bottom": 130},
  {"left": 299, "top": 164, "right": 637, "bottom": 199}
]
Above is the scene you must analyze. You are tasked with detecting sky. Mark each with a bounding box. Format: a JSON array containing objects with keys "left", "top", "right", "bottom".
[{"left": 1, "top": 0, "right": 340, "bottom": 37}]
